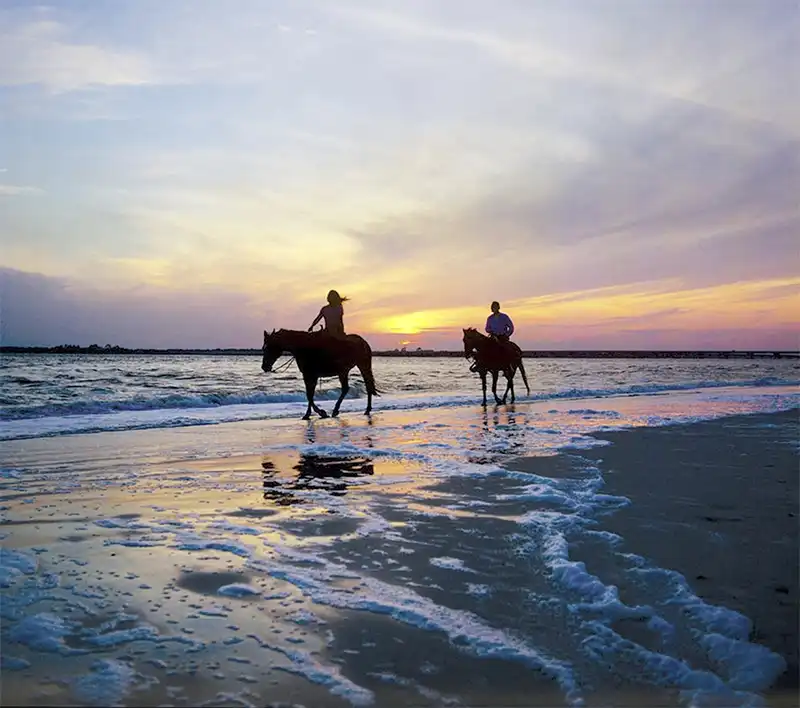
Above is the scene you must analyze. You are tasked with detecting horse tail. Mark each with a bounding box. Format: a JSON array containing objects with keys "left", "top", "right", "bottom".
[
  {"left": 518, "top": 356, "right": 530, "bottom": 394},
  {"left": 354, "top": 338, "right": 380, "bottom": 396},
  {"left": 358, "top": 356, "right": 380, "bottom": 397}
]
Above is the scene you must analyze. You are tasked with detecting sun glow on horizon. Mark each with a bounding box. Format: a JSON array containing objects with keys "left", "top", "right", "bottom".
[{"left": 363, "top": 277, "right": 800, "bottom": 345}]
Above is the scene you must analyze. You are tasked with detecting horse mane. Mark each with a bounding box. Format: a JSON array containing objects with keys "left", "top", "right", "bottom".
[{"left": 266, "top": 328, "right": 315, "bottom": 346}]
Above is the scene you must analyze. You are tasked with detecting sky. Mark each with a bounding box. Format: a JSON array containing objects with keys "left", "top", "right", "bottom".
[{"left": 1, "top": 0, "right": 798, "bottom": 350}]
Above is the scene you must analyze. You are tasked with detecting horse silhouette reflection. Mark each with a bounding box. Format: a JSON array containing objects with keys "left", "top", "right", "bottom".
[
  {"left": 464, "top": 406, "right": 526, "bottom": 464},
  {"left": 261, "top": 454, "right": 375, "bottom": 505}
]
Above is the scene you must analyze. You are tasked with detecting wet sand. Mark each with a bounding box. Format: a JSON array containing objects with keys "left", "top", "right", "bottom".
[
  {"left": 508, "top": 408, "right": 799, "bottom": 704},
  {"left": 1, "top": 401, "right": 797, "bottom": 707}
]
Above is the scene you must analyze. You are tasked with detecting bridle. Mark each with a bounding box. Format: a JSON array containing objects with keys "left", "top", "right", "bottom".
[{"left": 263, "top": 338, "right": 296, "bottom": 373}]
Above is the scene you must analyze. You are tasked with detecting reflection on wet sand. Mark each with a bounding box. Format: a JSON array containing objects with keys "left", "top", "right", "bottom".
[
  {"left": 465, "top": 406, "right": 528, "bottom": 464},
  {"left": 262, "top": 454, "right": 375, "bottom": 505}
]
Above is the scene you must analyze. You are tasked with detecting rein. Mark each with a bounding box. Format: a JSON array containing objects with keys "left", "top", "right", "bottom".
[{"left": 271, "top": 355, "right": 296, "bottom": 373}]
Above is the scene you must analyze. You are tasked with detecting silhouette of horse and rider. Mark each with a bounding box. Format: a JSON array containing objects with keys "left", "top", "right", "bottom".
[
  {"left": 261, "top": 291, "right": 528, "bottom": 417},
  {"left": 464, "top": 301, "right": 530, "bottom": 406},
  {"left": 261, "top": 290, "right": 379, "bottom": 420}
]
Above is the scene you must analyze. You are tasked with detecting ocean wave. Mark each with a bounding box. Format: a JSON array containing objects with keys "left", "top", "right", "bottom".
[
  {"left": 1, "top": 377, "right": 796, "bottom": 424},
  {"left": 0, "top": 388, "right": 365, "bottom": 421},
  {"left": 0, "top": 378, "right": 796, "bottom": 442}
]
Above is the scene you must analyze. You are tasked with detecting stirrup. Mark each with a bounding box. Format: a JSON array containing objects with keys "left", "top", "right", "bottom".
[{"left": 469, "top": 362, "right": 479, "bottom": 373}]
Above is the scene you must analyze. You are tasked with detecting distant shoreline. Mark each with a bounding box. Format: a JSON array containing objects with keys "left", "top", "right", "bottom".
[{"left": 2, "top": 346, "right": 797, "bottom": 359}]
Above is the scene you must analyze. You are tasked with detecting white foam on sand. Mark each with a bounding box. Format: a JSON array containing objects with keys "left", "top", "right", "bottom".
[
  {"left": 1, "top": 655, "right": 31, "bottom": 670},
  {"left": 0, "top": 548, "right": 38, "bottom": 576},
  {"left": 217, "top": 583, "right": 261, "bottom": 598},
  {"left": 270, "top": 643, "right": 375, "bottom": 707},
  {"left": 9, "top": 612, "right": 73, "bottom": 653},
  {"left": 70, "top": 659, "right": 141, "bottom": 707},
  {"left": 429, "top": 556, "right": 476, "bottom": 573},
  {"left": 700, "top": 633, "right": 787, "bottom": 693},
  {"left": 85, "top": 624, "right": 161, "bottom": 647},
  {"left": 266, "top": 557, "right": 584, "bottom": 706},
  {"left": 505, "top": 455, "right": 789, "bottom": 706},
  {"left": 173, "top": 535, "right": 254, "bottom": 558}
]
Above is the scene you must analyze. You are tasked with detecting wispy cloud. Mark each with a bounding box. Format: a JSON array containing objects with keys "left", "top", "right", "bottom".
[
  {"left": 331, "top": 1, "right": 799, "bottom": 134},
  {"left": 360, "top": 277, "right": 800, "bottom": 347},
  {"left": 0, "top": 12, "right": 155, "bottom": 92},
  {"left": 0, "top": 184, "right": 43, "bottom": 196}
]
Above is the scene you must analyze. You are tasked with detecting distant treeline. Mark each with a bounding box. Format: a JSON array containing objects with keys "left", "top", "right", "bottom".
[{"left": 1, "top": 345, "right": 797, "bottom": 359}]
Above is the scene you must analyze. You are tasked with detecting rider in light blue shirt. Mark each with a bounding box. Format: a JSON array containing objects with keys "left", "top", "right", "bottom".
[{"left": 485, "top": 301, "right": 514, "bottom": 341}]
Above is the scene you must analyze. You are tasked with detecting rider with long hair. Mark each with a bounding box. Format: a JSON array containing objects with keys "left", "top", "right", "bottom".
[{"left": 309, "top": 290, "right": 349, "bottom": 338}]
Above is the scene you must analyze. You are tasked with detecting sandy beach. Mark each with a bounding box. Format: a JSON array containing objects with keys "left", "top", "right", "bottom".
[
  {"left": 1, "top": 390, "right": 798, "bottom": 707},
  {"left": 507, "top": 409, "right": 799, "bottom": 705},
  {"left": 586, "top": 411, "right": 798, "bottom": 703}
]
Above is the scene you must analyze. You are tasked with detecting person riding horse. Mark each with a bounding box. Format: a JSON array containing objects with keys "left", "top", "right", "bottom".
[
  {"left": 309, "top": 289, "right": 349, "bottom": 339},
  {"left": 471, "top": 301, "right": 519, "bottom": 369},
  {"left": 308, "top": 289, "right": 353, "bottom": 362},
  {"left": 485, "top": 301, "right": 514, "bottom": 346},
  {"left": 262, "top": 290, "right": 378, "bottom": 418}
]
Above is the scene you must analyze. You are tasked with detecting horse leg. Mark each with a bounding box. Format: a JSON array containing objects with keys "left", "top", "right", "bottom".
[
  {"left": 491, "top": 370, "right": 502, "bottom": 405},
  {"left": 302, "top": 375, "right": 313, "bottom": 420},
  {"left": 332, "top": 372, "right": 349, "bottom": 417},
  {"left": 303, "top": 374, "right": 327, "bottom": 419},
  {"left": 480, "top": 370, "right": 488, "bottom": 407},
  {"left": 505, "top": 367, "right": 515, "bottom": 404}
]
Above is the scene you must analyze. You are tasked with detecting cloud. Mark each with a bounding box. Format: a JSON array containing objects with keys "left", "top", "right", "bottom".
[
  {"left": 1, "top": 1, "right": 796, "bottom": 352},
  {"left": 0, "top": 268, "right": 280, "bottom": 348},
  {"left": 2, "top": 268, "right": 797, "bottom": 350},
  {"left": 0, "top": 184, "right": 42, "bottom": 196},
  {"left": 355, "top": 277, "right": 800, "bottom": 350},
  {"left": 345, "top": 81, "right": 799, "bottom": 307},
  {"left": 0, "top": 12, "right": 154, "bottom": 91},
  {"left": 331, "top": 1, "right": 799, "bottom": 134}
]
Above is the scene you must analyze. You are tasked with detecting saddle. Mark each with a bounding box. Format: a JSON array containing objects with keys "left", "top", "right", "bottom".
[
  {"left": 490, "top": 336, "right": 520, "bottom": 358},
  {"left": 308, "top": 330, "right": 357, "bottom": 361},
  {"left": 469, "top": 337, "right": 521, "bottom": 372}
]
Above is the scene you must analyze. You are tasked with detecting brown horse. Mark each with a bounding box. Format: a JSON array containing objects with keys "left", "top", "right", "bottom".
[
  {"left": 261, "top": 329, "right": 379, "bottom": 419},
  {"left": 463, "top": 328, "right": 530, "bottom": 406}
]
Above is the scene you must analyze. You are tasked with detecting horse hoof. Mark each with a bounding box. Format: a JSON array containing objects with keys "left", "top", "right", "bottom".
[
  {"left": 318, "top": 411, "right": 329, "bottom": 419},
  {"left": 302, "top": 414, "right": 311, "bottom": 420},
  {"left": 331, "top": 410, "right": 340, "bottom": 418}
]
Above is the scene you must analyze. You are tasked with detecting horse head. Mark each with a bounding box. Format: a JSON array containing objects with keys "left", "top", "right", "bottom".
[
  {"left": 462, "top": 327, "right": 480, "bottom": 358},
  {"left": 261, "top": 329, "right": 282, "bottom": 372}
]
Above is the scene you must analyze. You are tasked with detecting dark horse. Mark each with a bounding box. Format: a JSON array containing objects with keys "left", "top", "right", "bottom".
[
  {"left": 463, "top": 328, "right": 530, "bottom": 406},
  {"left": 261, "top": 329, "right": 378, "bottom": 419}
]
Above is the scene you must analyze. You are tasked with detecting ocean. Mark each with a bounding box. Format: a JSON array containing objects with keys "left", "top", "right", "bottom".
[
  {"left": 1, "top": 353, "right": 797, "bottom": 440},
  {"left": 1, "top": 354, "right": 798, "bottom": 707}
]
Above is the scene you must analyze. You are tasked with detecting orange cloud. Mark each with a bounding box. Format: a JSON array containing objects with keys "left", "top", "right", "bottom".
[{"left": 363, "top": 277, "right": 800, "bottom": 339}]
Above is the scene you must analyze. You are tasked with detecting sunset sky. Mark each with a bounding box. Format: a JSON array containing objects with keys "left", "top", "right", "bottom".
[{"left": 1, "top": 0, "right": 798, "bottom": 350}]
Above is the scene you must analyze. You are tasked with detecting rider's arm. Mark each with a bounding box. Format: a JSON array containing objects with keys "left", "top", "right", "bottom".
[
  {"left": 308, "top": 308, "right": 324, "bottom": 332},
  {"left": 485, "top": 316, "right": 492, "bottom": 335},
  {"left": 506, "top": 316, "right": 515, "bottom": 337}
]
